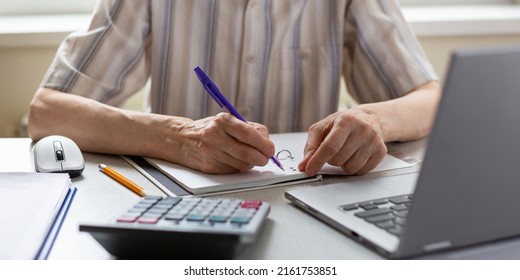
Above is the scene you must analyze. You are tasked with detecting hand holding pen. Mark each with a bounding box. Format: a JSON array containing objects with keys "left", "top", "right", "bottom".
[{"left": 194, "top": 66, "right": 284, "bottom": 171}]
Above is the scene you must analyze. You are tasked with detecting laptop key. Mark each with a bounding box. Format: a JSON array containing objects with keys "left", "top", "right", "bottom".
[
  {"left": 391, "top": 204, "right": 408, "bottom": 211},
  {"left": 365, "top": 214, "right": 394, "bottom": 223},
  {"left": 394, "top": 210, "right": 409, "bottom": 218},
  {"left": 341, "top": 204, "right": 359, "bottom": 211},
  {"left": 394, "top": 217, "right": 407, "bottom": 226},
  {"left": 376, "top": 220, "right": 396, "bottom": 229},
  {"left": 359, "top": 203, "right": 378, "bottom": 210},
  {"left": 387, "top": 226, "right": 403, "bottom": 236},
  {"left": 355, "top": 208, "right": 391, "bottom": 218},
  {"left": 389, "top": 196, "right": 411, "bottom": 205},
  {"left": 373, "top": 199, "right": 388, "bottom": 205}
]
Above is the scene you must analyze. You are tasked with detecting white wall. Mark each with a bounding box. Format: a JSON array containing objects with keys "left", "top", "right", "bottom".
[
  {"left": 0, "top": 47, "right": 56, "bottom": 137},
  {"left": 420, "top": 35, "right": 520, "bottom": 82}
]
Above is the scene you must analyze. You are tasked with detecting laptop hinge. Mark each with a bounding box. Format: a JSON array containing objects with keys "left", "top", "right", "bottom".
[{"left": 423, "top": 240, "right": 452, "bottom": 252}]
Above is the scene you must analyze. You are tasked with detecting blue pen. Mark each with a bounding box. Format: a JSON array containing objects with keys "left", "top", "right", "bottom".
[{"left": 194, "top": 66, "right": 284, "bottom": 171}]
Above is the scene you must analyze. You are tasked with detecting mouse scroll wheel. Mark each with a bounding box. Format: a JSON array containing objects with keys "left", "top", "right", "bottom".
[{"left": 56, "top": 150, "right": 65, "bottom": 161}]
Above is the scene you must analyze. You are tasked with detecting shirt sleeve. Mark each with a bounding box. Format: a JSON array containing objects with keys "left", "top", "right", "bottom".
[
  {"left": 41, "top": 0, "right": 151, "bottom": 107},
  {"left": 342, "top": 0, "right": 437, "bottom": 104}
]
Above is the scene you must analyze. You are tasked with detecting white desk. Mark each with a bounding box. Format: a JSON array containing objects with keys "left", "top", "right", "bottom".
[
  {"left": 4, "top": 138, "right": 520, "bottom": 259},
  {"left": 46, "top": 139, "right": 425, "bottom": 260}
]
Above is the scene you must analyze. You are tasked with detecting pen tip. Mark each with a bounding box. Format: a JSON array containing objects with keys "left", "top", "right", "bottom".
[{"left": 98, "top": 164, "right": 106, "bottom": 170}]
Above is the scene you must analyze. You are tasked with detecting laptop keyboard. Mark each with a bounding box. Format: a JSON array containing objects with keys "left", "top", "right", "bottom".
[{"left": 339, "top": 194, "right": 412, "bottom": 236}]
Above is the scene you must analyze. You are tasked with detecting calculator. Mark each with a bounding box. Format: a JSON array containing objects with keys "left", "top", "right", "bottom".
[{"left": 79, "top": 196, "right": 270, "bottom": 259}]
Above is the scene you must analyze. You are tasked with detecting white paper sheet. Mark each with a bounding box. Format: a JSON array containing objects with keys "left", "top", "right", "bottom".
[
  {"left": 145, "top": 133, "right": 412, "bottom": 194},
  {"left": 0, "top": 172, "right": 71, "bottom": 259}
]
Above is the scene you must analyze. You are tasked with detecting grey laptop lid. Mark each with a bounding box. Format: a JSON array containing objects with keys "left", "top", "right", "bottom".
[
  {"left": 286, "top": 44, "right": 520, "bottom": 259},
  {"left": 396, "top": 45, "right": 520, "bottom": 258}
]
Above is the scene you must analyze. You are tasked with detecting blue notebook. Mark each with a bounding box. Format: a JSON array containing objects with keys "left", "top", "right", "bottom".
[{"left": 36, "top": 186, "right": 77, "bottom": 260}]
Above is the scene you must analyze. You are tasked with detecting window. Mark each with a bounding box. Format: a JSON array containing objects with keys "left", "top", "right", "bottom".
[{"left": 0, "top": 0, "right": 97, "bottom": 16}]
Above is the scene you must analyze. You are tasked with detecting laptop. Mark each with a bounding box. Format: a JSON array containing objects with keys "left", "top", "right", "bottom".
[{"left": 285, "top": 44, "right": 520, "bottom": 259}]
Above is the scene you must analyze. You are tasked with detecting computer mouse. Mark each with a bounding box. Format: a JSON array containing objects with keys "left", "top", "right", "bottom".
[{"left": 33, "top": 135, "right": 85, "bottom": 178}]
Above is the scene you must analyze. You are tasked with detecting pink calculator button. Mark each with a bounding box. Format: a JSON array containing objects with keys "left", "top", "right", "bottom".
[
  {"left": 116, "top": 215, "right": 138, "bottom": 223},
  {"left": 137, "top": 217, "right": 159, "bottom": 224},
  {"left": 241, "top": 201, "right": 262, "bottom": 209}
]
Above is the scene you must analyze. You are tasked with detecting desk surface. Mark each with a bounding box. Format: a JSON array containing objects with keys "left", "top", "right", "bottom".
[
  {"left": 44, "top": 139, "right": 425, "bottom": 260},
  {"left": 6, "top": 137, "right": 520, "bottom": 259}
]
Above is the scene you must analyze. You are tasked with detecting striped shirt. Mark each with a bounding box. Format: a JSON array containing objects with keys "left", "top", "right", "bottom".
[{"left": 42, "top": 0, "right": 437, "bottom": 133}]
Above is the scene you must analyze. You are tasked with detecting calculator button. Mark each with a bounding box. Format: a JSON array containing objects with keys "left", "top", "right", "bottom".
[
  {"left": 164, "top": 216, "right": 184, "bottom": 222},
  {"left": 149, "top": 206, "right": 171, "bottom": 213},
  {"left": 234, "top": 209, "right": 256, "bottom": 217},
  {"left": 117, "top": 215, "right": 139, "bottom": 223},
  {"left": 230, "top": 217, "right": 251, "bottom": 224},
  {"left": 126, "top": 209, "right": 143, "bottom": 214},
  {"left": 137, "top": 217, "right": 160, "bottom": 224},
  {"left": 208, "top": 215, "right": 228, "bottom": 223},
  {"left": 241, "top": 201, "right": 262, "bottom": 209},
  {"left": 186, "top": 214, "right": 206, "bottom": 222},
  {"left": 141, "top": 212, "right": 163, "bottom": 218},
  {"left": 191, "top": 210, "right": 212, "bottom": 217},
  {"left": 221, "top": 201, "right": 241, "bottom": 208}
]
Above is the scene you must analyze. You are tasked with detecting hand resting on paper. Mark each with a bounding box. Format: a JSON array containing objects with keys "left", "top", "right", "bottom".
[
  {"left": 298, "top": 82, "right": 441, "bottom": 176},
  {"left": 298, "top": 108, "right": 387, "bottom": 176}
]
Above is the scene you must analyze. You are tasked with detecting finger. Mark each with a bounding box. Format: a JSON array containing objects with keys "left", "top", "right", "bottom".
[
  {"left": 303, "top": 120, "right": 331, "bottom": 156},
  {"left": 326, "top": 134, "right": 364, "bottom": 167},
  {"left": 355, "top": 146, "right": 387, "bottom": 175},
  {"left": 299, "top": 121, "right": 331, "bottom": 171},
  {"left": 341, "top": 147, "right": 372, "bottom": 175},
  {"left": 304, "top": 126, "right": 351, "bottom": 175},
  {"left": 298, "top": 149, "right": 315, "bottom": 171},
  {"left": 341, "top": 139, "right": 387, "bottom": 174},
  {"left": 192, "top": 138, "right": 255, "bottom": 174},
  {"left": 250, "top": 122, "right": 269, "bottom": 138},
  {"left": 213, "top": 152, "right": 255, "bottom": 173},
  {"left": 220, "top": 115, "right": 275, "bottom": 158},
  {"left": 223, "top": 141, "right": 271, "bottom": 167},
  {"left": 355, "top": 156, "right": 380, "bottom": 175}
]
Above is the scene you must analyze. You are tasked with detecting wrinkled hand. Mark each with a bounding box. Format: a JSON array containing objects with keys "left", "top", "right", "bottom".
[
  {"left": 175, "top": 113, "right": 275, "bottom": 174},
  {"left": 298, "top": 108, "right": 387, "bottom": 176}
]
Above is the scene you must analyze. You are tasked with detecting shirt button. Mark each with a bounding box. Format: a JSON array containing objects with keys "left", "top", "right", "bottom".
[
  {"left": 246, "top": 55, "right": 255, "bottom": 63},
  {"left": 250, "top": 0, "right": 257, "bottom": 8}
]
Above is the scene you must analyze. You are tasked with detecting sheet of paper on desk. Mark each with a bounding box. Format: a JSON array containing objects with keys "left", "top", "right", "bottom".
[
  {"left": 0, "top": 138, "right": 34, "bottom": 172},
  {"left": 144, "top": 132, "right": 412, "bottom": 195},
  {"left": 0, "top": 172, "right": 71, "bottom": 259}
]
